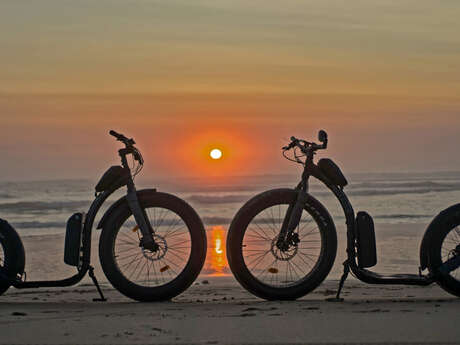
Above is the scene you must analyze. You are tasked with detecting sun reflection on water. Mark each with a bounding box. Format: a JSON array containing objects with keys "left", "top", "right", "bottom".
[{"left": 207, "top": 225, "right": 229, "bottom": 276}]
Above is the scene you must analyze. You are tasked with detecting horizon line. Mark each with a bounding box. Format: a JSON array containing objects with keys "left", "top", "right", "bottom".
[{"left": 1, "top": 169, "right": 459, "bottom": 184}]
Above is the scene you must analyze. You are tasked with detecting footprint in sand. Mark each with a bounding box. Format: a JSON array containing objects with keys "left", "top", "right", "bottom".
[
  {"left": 11, "top": 312, "right": 27, "bottom": 316},
  {"left": 242, "top": 307, "right": 261, "bottom": 312}
]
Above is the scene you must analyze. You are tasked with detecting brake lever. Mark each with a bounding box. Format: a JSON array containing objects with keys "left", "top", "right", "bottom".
[
  {"left": 282, "top": 141, "right": 295, "bottom": 150},
  {"left": 132, "top": 149, "right": 144, "bottom": 164}
]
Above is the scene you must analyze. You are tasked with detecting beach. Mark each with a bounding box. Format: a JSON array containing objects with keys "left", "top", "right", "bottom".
[
  {"left": 2, "top": 1, "right": 460, "bottom": 343},
  {"left": 0, "top": 277, "right": 458, "bottom": 345},
  {"left": 1, "top": 226, "right": 459, "bottom": 345},
  {"left": 1, "top": 173, "right": 460, "bottom": 344}
]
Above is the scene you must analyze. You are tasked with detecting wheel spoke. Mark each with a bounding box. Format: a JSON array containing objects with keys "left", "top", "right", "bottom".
[
  {"left": 248, "top": 224, "right": 273, "bottom": 241},
  {"left": 241, "top": 198, "right": 325, "bottom": 289},
  {"left": 113, "top": 205, "right": 192, "bottom": 289},
  {"left": 439, "top": 225, "right": 460, "bottom": 285}
]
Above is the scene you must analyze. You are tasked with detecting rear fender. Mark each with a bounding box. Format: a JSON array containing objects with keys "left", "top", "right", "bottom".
[{"left": 97, "top": 189, "right": 156, "bottom": 229}]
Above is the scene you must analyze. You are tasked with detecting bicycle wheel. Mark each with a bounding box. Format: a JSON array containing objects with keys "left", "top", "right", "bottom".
[
  {"left": 0, "top": 219, "right": 25, "bottom": 296},
  {"left": 99, "top": 191, "right": 207, "bottom": 302},
  {"left": 0, "top": 238, "right": 6, "bottom": 295},
  {"left": 227, "top": 188, "right": 337, "bottom": 300},
  {"left": 427, "top": 205, "right": 460, "bottom": 297}
]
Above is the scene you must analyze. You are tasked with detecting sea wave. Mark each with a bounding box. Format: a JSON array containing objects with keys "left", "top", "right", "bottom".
[
  {"left": 202, "top": 216, "right": 233, "bottom": 225},
  {"left": 352, "top": 181, "right": 460, "bottom": 189},
  {"left": 0, "top": 200, "right": 91, "bottom": 213},
  {"left": 187, "top": 183, "right": 460, "bottom": 204},
  {"left": 9, "top": 221, "right": 66, "bottom": 229},
  {"left": 188, "top": 194, "right": 251, "bottom": 204},
  {"left": 6, "top": 213, "right": 432, "bottom": 231},
  {"left": 200, "top": 214, "right": 431, "bottom": 227},
  {"left": 373, "top": 214, "right": 431, "bottom": 219},
  {"left": 346, "top": 187, "right": 459, "bottom": 197}
]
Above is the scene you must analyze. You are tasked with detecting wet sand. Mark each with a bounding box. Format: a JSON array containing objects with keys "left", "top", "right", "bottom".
[
  {"left": 0, "top": 276, "right": 459, "bottom": 345},
  {"left": 1, "top": 224, "right": 459, "bottom": 344}
]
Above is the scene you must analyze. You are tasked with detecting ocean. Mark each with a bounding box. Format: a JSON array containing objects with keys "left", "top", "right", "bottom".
[{"left": 1, "top": 171, "right": 459, "bottom": 279}]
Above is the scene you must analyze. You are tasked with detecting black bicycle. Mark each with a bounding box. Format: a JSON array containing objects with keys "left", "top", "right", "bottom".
[
  {"left": 226, "top": 130, "right": 460, "bottom": 300},
  {"left": 0, "top": 130, "right": 207, "bottom": 302}
]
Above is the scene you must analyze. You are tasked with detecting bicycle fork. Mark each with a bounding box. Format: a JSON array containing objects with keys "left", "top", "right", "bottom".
[
  {"left": 277, "top": 189, "right": 309, "bottom": 248},
  {"left": 126, "top": 186, "right": 157, "bottom": 251}
]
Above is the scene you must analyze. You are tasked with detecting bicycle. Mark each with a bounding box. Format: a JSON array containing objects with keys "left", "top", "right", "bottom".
[
  {"left": 226, "top": 130, "right": 460, "bottom": 300},
  {"left": 0, "top": 130, "right": 207, "bottom": 302}
]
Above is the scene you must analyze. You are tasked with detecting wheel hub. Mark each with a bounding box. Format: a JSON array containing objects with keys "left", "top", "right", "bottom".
[
  {"left": 141, "top": 234, "right": 167, "bottom": 261},
  {"left": 275, "top": 233, "right": 300, "bottom": 251},
  {"left": 271, "top": 235, "right": 298, "bottom": 261}
]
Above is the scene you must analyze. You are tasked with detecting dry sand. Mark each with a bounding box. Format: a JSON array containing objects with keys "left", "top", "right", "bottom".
[{"left": 0, "top": 276, "right": 459, "bottom": 345}]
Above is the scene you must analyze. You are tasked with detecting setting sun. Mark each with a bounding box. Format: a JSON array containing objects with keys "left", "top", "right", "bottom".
[{"left": 210, "top": 148, "right": 222, "bottom": 160}]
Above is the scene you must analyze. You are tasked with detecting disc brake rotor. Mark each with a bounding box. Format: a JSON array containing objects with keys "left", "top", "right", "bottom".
[
  {"left": 271, "top": 235, "right": 298, "bottom": 261},
  {"left": 141, "top": 234, "right": 167, "bottom": 261}
]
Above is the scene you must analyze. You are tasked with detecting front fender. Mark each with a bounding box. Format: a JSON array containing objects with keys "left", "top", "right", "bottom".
[
  {"left": 97, "top": 188, "right": 157, "bottom": 229},
  {"left": 420, "top": 203, "right": 460, "bottom": 270}
]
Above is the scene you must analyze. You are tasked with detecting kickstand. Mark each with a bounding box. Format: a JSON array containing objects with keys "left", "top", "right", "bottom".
[
  {"left": 88, "top": 266, "right": 107, "bottom": 302},
  {"left": 326, "top": 260, "right": 349, "bottom": 302}
]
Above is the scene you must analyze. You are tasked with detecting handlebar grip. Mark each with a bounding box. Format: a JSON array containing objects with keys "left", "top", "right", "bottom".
[
  {"left": 109, "top": 130, "right": 137, "bottom": 146},
  {"left": 109, "top": 130, "right": 124, "bottom": 139},
  {"left": 109, "top": 129, "right": 123, "bottom": 139}
]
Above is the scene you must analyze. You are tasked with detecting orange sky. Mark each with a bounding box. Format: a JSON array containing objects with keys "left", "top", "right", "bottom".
[{"left": 1, "top": 1, "right": 459, "bottom": 181}]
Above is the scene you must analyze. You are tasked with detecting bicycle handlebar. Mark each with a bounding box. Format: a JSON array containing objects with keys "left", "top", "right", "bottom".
[
  {"left": 109, "top": 130, "right": 143, "bottom": 163},
  {"left": 109, "top": 130, "right": 136, "bottom": 146},
  {"left": 109, "top": 130, "right": 124, "bottom": 140},
  {"left": 282, "top": 135, "right": 326, "bottom": 152}
]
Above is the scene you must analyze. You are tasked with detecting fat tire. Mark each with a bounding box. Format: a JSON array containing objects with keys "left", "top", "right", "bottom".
[
  {"left": 227, "top": 188, "right": 337, "bottom": 300},
  {"left": 426, "top": 204, "right": 460, "bottom": 297},
  {"left": 0, "top": 219, "right": 25, "bottom": 296},
  {"left": 99, "top": 191, "right": 206, "bottom": 302}
]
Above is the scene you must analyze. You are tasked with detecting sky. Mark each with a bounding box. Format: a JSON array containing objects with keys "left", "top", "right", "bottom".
[{"left": 1, "top": 1, "right": 459, "bottom": 181}]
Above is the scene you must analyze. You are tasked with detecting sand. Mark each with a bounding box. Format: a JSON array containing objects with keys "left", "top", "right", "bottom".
[
  {"left": 0, "top": 225, "right": 459, "bottom": 344},
  {"left": 0, "top": 277, "right": 459, "bottom": 345}
]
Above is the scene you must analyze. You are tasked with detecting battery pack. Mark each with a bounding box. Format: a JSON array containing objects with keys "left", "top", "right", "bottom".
[
  {"left": 64, "top": 213, "right": 84, "bottom": 266},
  {"left": 356, "top": 211, "right": 377, "bottom": 268}
]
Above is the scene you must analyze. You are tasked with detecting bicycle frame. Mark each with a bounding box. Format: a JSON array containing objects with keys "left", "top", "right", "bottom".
[
  {"left": 9, "top": 146, "right": 156, "bottom": 290},
  {"left": 286, "top": 155, "right": 435, "bottom": 286},
  {"left": 12, "top": 185, "right": 117, "bottom": 289}
]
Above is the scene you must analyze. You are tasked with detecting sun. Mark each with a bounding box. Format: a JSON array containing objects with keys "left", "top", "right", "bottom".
[{"left": 210, "top": 148, "right": 222, "bottom": 160}]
